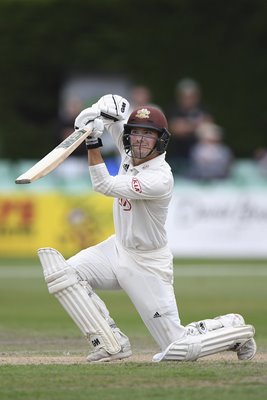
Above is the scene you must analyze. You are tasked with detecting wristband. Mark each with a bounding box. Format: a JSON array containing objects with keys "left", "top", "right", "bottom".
[{"left": 85, "top": 138, "right": 103, "bottom": 150}]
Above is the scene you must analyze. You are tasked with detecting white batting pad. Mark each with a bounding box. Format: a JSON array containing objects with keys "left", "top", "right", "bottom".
[
  {"left": 38, "top": 247, "right": 121, "bottom": 355},
  {"left": 153, "top": 324, "right": 255, "bottom": 362}
]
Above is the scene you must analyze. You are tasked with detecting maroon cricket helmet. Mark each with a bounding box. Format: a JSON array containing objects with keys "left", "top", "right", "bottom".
[{"left": 123, "top": 106, "right": 171, "bottom": 157}]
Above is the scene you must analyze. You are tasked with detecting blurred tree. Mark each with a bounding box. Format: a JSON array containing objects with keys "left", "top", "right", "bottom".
[{"left": 0, "top": 0, "right": 266, "bottom": 158}]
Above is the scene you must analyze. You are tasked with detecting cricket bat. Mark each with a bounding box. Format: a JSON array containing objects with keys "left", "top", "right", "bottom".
[{"left": 15, "top": 123, "right": 93, "bottom": 184}]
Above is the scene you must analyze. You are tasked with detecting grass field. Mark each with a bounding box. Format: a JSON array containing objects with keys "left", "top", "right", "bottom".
[{"left": 0, "top": 258, "right": 266, "bottom": 399}]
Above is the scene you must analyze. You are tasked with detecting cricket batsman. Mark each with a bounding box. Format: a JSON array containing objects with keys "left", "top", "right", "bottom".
[{"left": 38, "top": 94, "right": 256, "bottom": 362}]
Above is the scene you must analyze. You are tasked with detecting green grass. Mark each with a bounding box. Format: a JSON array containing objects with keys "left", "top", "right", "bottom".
[
  {"left": 0, "top": 260, "right": 266, "bottom": 400},
  {"left": 0, "top": 362, "right": 267, "bottom": 400}
]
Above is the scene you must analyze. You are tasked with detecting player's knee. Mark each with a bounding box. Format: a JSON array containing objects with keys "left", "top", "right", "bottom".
[
  {"left": 38, "top": 247, "right": 80, "bottom": 295},
  {"left": 45, "top": 267, "right": 78, "bottom": 294}
]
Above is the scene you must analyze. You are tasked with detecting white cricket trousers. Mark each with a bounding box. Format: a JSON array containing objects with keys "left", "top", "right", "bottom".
[{"left": 67, "top": 235, "right": 186, "bottom": 350}]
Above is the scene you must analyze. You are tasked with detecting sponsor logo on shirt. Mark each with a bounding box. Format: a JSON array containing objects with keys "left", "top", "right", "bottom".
[
  {"left": 132, "top": 178, "right": 142, "bottom": 193},
  {"left": 119, "top": 198, "right": 132, "bottom": 211}
]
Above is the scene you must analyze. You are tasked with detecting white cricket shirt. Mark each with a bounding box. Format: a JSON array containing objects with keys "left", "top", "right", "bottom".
[{"left": 89, "top": 121, "right": 174, "bottom": 251}]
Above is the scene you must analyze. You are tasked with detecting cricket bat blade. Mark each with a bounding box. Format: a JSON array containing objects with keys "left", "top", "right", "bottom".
[{"left": 15, "top": 124, "right": 93, "bottom": 184}]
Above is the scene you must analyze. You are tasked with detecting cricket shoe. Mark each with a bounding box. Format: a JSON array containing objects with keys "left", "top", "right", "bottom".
[
  {"left": 186, "top": 313, "right": 257, "bottom": 361},
  {"left": 232, "top": 338, "right": 257, "bottom": 361},
  {"left": 215, "top": 314, "right": 257, "bottom": 360},
  {"left": 87, "top": 331, "right": 132, "bottom": 363}
]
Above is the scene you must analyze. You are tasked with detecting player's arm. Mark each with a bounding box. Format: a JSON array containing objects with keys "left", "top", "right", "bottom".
[
  {"left": 90, "top": 162, "right": 173, "bottom": 200},
  {"left": 88, "top": 148, "right": 104, "bottom": 166}
]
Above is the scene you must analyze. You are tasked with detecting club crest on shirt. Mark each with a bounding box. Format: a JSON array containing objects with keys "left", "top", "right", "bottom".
[
  {"left": 135, "top": 108, "right": 150, "bottom": 119},
  {"left": 123, "top": 163, "right": 130, "bottom": 172},
  {"left": 132, "top": 178, "right": 142, "bottom": 193},
  {"left": 118, "top": 198, "right": 132, "bottom": 211}
]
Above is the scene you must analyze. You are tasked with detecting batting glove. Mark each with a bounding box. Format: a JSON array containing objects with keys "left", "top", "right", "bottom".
[
  {"left": 74, "top": 104, "right": 100, "bottom": 130},
  {"left": 96, "top": 94, "right": 129, "bottom": 122},
  {"left": 85, "top": 118, "right": 104, "bottom": 150}
]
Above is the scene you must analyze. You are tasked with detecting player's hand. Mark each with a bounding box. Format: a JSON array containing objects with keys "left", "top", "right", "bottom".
[
  {"left": 74, "top": 104, "right": 100, "bottom": 130},
  {"left": 97, "top": 94, "right": 129, "bottom": 122},
  {"left": 85, "top": 118, "right": 104, "bottom": 150},
  {"left": 89, "top": 118, "right": 104, "bottom": 138}
]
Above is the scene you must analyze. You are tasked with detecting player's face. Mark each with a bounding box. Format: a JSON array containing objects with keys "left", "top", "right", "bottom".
[{"left": 130, "top": 128, "right": 158, "bottom": 161}]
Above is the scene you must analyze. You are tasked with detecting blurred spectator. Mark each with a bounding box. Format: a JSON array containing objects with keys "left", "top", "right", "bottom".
[
  {"left": 54, "top": 95, "right": 90, "bottom": 179},
  {"left": 188, "top": 122, "right": 234, "bottom": 181},
  {"left": 57, "top": 96, "right": 84, "bottom": 156},
  {"left": 128, "top": 85, "right": 161, "bottom": 115},
  {"left": 254, "top": 148, "right": 267, "bottom": 178},
  {"left": 166, "top": 78, "right": 214, "bottom": 174}
]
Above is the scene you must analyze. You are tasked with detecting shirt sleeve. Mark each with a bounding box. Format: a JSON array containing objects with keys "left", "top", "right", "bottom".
[
  {"left": 89, "top": 163, "right": 173, "bottom": 200},
  {"left": 103, "top": 120, "right": 125, "bottom": 155}
]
